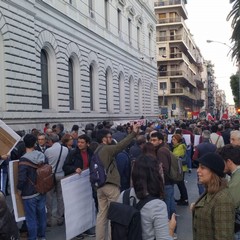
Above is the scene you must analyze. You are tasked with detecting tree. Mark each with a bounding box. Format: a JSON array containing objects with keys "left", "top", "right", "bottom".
[
  {"left": 230, "top": 74, "right": 240, "bottom": 106},
  {"left": 227, "top": 0, "right": 240, "bottom": 61}
]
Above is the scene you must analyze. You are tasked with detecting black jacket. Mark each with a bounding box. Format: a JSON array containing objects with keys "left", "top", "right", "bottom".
[{"left": 63, "top": 148, "right": 93, "bottom": 176}]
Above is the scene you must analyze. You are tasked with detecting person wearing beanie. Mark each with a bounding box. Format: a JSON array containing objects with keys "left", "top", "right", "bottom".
[
  {"left": 191, "top": 152, "right": 235, "bottom": 240},
  {"left": 192, "top": 130, "right": 217, "bottom": 195}
]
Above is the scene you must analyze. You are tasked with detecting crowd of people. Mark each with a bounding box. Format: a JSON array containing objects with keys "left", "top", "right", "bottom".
[{"left": 0, "top": 118, "right": 240, "bottom": 240}]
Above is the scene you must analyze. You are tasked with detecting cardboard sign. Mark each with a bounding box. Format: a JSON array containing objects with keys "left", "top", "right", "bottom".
[{"left": 0, "top": 120, "right": 21, "bottom": 156}]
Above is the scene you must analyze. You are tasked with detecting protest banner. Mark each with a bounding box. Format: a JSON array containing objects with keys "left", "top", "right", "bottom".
[{"left": 61, "top": 169, "right": 96, "bottom": 240}]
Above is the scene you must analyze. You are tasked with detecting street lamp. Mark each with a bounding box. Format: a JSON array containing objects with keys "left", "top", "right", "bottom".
[{"left": 206, "top": 39, "right": 240, "bottom": 108}]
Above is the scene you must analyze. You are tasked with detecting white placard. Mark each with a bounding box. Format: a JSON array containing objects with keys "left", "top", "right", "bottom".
[
  {"left": 183, "top": 134, "right": 191, "bottom": 146},
  {"left": 61, "top": 169, "right": 96, "bottom": 240},
  {"left": 9, "top": 160, "right": 25, "bottom": 222},
  {"left": 194, "top": 135, "right": 201, "bottom": 146}
]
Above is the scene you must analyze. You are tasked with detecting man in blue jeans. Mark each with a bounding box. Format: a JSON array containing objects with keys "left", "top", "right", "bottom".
[{"left": 17, "top": 134, "right": 47, "bottom": 240}]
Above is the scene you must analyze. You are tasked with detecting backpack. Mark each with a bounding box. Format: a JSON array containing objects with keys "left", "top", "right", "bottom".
[
  {"left": 107, "top": 188, "right": 157, "bottom": 240},
  {"left": 19, "top": 159, "right": 54, "bottom": 194},
  {"left": 167, "top": 150, "right": 184, "bottom": 182},
  {"left": 89, "top": 146, "right": 113, "bottom": 188}
]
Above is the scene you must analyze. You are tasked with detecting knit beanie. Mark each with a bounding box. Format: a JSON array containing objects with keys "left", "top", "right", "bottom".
[{"left": 197, "top": 152, "right": 225, "bottom": 177}]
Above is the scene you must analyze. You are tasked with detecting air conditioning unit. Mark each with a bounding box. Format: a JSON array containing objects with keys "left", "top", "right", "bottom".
[{"left": 90, "top": 10, "right": 95, "bottom": 19}]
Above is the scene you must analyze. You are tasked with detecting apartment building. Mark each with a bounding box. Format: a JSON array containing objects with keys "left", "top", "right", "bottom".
[
  {"left": 0, "top": 0, "right": 158, "bottom": 131},
  {"left": 154, "top": 0, "right": 204, "bottom": 119}
]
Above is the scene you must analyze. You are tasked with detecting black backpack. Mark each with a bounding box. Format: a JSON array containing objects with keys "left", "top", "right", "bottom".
[
  {"left": 89, "top": 146, "right": 113, "bottom": 188},
  {"left": 108, "top": 188, "right": 157, "bottom": 240}
]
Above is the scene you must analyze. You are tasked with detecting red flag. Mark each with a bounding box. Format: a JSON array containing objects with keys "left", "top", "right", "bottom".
[{"left": 221, "top": 109, "right": 229, "bottom": 120}]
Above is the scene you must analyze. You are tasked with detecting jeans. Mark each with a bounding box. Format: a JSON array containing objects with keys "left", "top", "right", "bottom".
[
  {"left": 23, "top": 194, "right": 46, "bottom": 240},
  {"left": 164, "top": 184, "right": 176, "bottom": 219}
]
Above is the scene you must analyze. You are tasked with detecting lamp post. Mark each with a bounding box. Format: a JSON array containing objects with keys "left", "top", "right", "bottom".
[{"left": 206, "top": 39, "right": 240, "bottom": 108}]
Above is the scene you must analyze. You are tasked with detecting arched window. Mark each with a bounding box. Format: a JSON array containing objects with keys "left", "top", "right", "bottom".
[
  {"left": 138, "top": 79, "right": 143, "bottom": 113},
  {"left": 41, "top": 49, "right": 49, "bottom": 109},
  {"left": 89, "top": 64, "right": 94, "bottom": 111},
  {"left": 129, "top": 76, "right": 134, "bottom": 113},
  {"left": 0, "top": 33, "right": 4, "bottom": 110},
  {"left": 106, "top": 67, "right": 113, "bottom": 112},
  {"left": 68, "top": 58, "right": 74, "bottom": 110},
  {"left": 150, "top": 82, "right": 154, "bottom": 113},
  {"left": 118, "top": 72, "right": 125, "bottom": 113}
]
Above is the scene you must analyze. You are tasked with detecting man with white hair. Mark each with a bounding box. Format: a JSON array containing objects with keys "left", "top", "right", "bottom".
[{"left": 230, "top": 130, "right": 240, "bottom": 146}]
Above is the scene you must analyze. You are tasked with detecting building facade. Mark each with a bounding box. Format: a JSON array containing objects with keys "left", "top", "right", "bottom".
[
  {"left": 0, "top": 0, "right": 158, "bottom": 131},
  {"left": 154, "top": 0, "right": 204, "bottom": 119}
]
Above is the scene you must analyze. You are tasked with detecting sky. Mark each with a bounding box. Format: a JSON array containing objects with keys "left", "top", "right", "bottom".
[{"left": 185, "top": 0, "right": 236, "bottom": 105}]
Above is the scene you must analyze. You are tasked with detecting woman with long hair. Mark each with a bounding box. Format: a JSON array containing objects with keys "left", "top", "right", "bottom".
[
  {"left": 192, "top": 152, "right": 235, "bottom": 240},
  {"left": 119, "top": 154, "right": 176, "bottom": 240}
]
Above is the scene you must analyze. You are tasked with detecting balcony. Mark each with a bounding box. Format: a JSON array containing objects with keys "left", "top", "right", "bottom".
[
  {"left": 156, "top": 34, "right": 197, "bottom": 63},
  {"left": 157, "top": 16, "right": 183, "bottom": 25},
  {"left": 169, "top": 88, "right": 196, "bottom": 100},
  {"left": 154, "top": 0, "right": 188, "bottom": 19},
  {"left": 158, "top": 69, "right": 196, "bottom": 87}
]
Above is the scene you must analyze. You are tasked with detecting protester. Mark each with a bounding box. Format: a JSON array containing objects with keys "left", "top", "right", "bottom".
[
  {"left": 118, "top": 154, "right": 176, "bottom": 240},
  {"left": 95, "top": 123, "right": 139, "bottom": 240},
  {"left": 210, "top": 125, "right": 224, "bottom": 148},
  {"left": 44, "top": 133, "right": 68, "bottom": 227},
  {"left": 63, "top": 134, "right": 95, "bottom": 239},
  {"left": 150, "top": 131, "right": 175, "bottom": 219},
  {"left": 230, "top": 130, "right": 240, "bottom": 146},
  {"left": 191, "top": 152, "right": 235, "bottom": 240},
  {"left": 35, "top": 133, "right": 48, "bottom": 153},
  {"left": 17, "top": 134, "right": 47, "bottom": 240},
  {"left": 219, "top": 144, "right": 240, "bottom": 239},
  {"left": 192, "top": 130, "right": 217, "bottom": 195},
  {"left": 172, "top": 134, "right": 188, "bottom": 206},
  {"left": 61, "top": 133, "right": 74, "bottom": 151}
]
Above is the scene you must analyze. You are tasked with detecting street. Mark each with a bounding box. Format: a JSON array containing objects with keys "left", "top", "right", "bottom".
[{"left": 7, "top": 169, "right": 199, "bottom": 240}]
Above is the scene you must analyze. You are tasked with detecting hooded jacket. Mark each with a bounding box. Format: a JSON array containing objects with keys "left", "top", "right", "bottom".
[{"left": 17, "top": 150, "right": 45, "bottom": 199}]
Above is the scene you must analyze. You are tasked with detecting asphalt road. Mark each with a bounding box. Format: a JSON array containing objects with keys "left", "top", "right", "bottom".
[{"left": 7, "top": 169, "right": 199, "bottom": 240}]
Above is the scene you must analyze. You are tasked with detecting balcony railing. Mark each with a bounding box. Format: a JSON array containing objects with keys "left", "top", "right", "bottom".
[
  {"left": 156, "top": 34, "right": 183, "bottom": 42},
  {"left": 158, "top": 70, "right": 189, "bottom": 77},
  {"left": 170, "top": 88, "right": 195, "bottom": 99},
  {"left": 157, "top": 16, "right": 182, "bottom": 24},
  {"left": 154, "top": 0, "right": 182, "bottom": 7},
  {"left": 158, "top": 69, "right": 196, "bottom": 87},
  {"left": 169, "top": 52, "right": 182, "bottom": 58}
]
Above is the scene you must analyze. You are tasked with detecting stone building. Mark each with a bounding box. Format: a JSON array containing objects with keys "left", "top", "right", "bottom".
[{"left": 0, "top": 0, "right": 158, "bottom": 131}]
